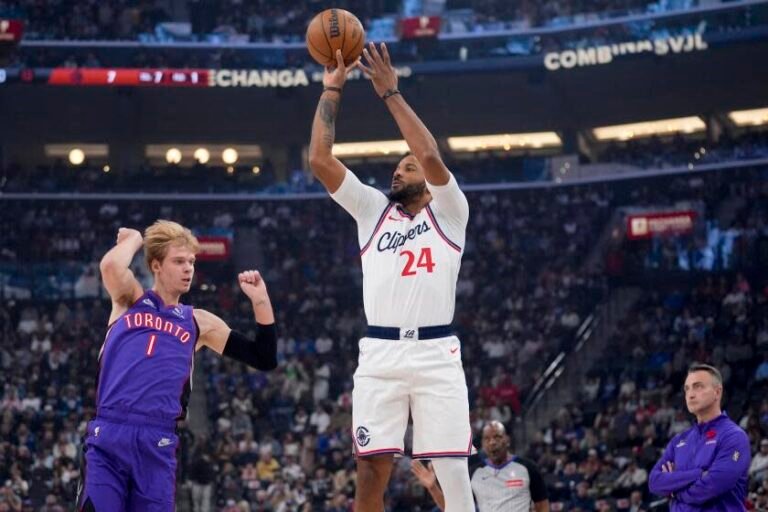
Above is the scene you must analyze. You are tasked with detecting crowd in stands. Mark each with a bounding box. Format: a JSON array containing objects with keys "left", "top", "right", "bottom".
[
  {"left": 6, "top": 1, "right": 763, "bottom": 69},
  {"left": 447, "top": 0, "right": 688, "bottom": 30},
  {"left": 0, "top": 177, "right": 609, "bottom": 509},
  {"left": 0, "top": 159, "right": 280, "bottom": 195},
  {"left": 0, "top": 0, "right": 766, "bottom": 69},
  {"left": 598, "top": 130, "right": 768, "bottom": 170},
  {"left": 1, "top": 0, "right": 700, "bottom": 42},
  {"left": 0, "top": 0, "right": 387, "bottom": 42},
  {"left": 525, "top": 270, "right": 768, "bottom": 510},
  {"left": 611, "top": 164, "right": 768, "bottom": 276},
  {"left": 5, "top": 0, "right": 761, "bottom": 69},
  {"left": 2, "top": 130, "right": 766, "bottom": 196},
  {"left": 0, "top": 161, "right": 766, "bottom": 510},
  {"left": 0, "top": 154, "right": 546, "bottom": 195},
  {"left": 0, "top": 0, "right": 168, "bottom": 40}
]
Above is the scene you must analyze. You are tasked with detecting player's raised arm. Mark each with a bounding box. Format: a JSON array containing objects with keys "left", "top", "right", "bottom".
[
  {"left": 195, "top": 270, "right": 277, "bottom": 371},
  {"left": 358, "top": 42, "right": 451, "bottom": 187},
  {"left": 308, "top": 50, "right": 358, "bottom": 194},
  {"left": 99, "top": 228, "right": 144, "bottom": 319}
]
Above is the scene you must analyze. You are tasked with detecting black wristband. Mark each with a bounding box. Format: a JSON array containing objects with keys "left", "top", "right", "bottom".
[
  {"left": 382, "top": 88, "right": 400, "bottom": 100},
  {"left": 323, "top": 86, "right": 342, "bottom": 95},
  {"left": 223, "top": 324, "right": 277, "bottom": 371}
]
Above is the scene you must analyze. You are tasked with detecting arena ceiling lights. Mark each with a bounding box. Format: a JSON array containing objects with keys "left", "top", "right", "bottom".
[
  {"left": 145, "top": 144, "right": 262, "bottom": 165},
  {"left": 446, "top": 132, "right": 562, "bottom": 152},
  {"left": 728, "top": 107, "right": 768, "bottom": 127},
  {"left": 592, "top": 116, "right": 706, "bottom": 141},
  {"left": 331, "top": 140, "right": 411, "bottom": 158},
  {"left": 45, "top": 144, "right": 109, "bottom": 164}
]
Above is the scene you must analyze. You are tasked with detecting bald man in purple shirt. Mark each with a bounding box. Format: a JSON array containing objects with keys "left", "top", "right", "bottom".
[{"left": 649, "top": 364, "right": 750, "bottom": 511}]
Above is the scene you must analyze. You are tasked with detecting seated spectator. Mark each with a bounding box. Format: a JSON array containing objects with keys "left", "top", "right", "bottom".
[
  {"left": 756, "top": 354, "right": 768, "bottom": 382},
  {"left": 751, "top": 439, "right": 768, "bottom": 482}
]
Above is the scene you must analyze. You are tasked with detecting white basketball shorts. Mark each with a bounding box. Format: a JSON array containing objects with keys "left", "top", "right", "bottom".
[{"left": 352, "top": 335, "right": 472, "bottom": 459}]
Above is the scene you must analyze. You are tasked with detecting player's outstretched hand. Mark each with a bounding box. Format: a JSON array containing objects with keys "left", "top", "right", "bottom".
[
  {"left": 116, "top": 227, "right": 143, "bottom": 245},
  {"left": 411, "top": 460, "right": 437, "bottom": 489},
  {"left": 358, "top": 42, "right": 398, "bottom": 98},
  {"left": 323, "top": 49, "right": 358, "bottom": 91},
  {"left": 238, "top": 270, "right": 269, "bottom": 304}
]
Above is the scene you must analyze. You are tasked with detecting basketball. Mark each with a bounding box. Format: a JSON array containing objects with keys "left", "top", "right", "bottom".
[{"left": 306, "top": 8, "right": 366, "bottom": 67}]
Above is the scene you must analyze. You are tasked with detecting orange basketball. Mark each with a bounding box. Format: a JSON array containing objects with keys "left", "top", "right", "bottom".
[{"left": 306, "top": 9, "right": 366, "bottom": 67}]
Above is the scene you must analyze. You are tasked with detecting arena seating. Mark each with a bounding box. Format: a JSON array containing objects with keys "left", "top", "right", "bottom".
[{"left": 1, "top": 157, "right": 766, "bottom": 509}]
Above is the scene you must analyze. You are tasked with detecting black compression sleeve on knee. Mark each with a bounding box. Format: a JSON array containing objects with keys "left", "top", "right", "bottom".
[{"left": 222, "top": 324, "right": 278, "bottom": 371}]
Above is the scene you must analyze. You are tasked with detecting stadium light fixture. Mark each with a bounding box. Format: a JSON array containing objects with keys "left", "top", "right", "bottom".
[
  {"left": 68, "top": 148, "right": 85, "bottom": 166},
  {"left": 166, "top": 148, "right": 182, "bottom": 164},
  {"left": 193, "top": 148, "right": 210, "bottom": 164},
  {"left": 447, "top": 132, "right": 562, "bottom": 152},
  {"left": 332, "top": 140, "right": 411, "bottom": 158},
  {"left": 728, "top": 107, "right": 768, "bottom": 127},
  {"left": 146, "top": 145, "right": 260, "bottom": 166},
  {"left": 222, "top": 148, "right": 239, "bottom": 164},
  {"left": 592, "top": 116, "right": 705, "bottom": 141},
  {"left": 46, "top": 144, "right": 108, "bottom": 163}
]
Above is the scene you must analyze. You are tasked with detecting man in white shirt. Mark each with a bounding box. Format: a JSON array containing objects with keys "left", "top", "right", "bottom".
[{"left": 308, "top": 44, "right": 474, "bottom": 512}]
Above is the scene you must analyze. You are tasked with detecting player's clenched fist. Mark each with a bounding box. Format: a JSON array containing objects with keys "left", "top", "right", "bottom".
[
  {"left": 238, "top": 270, "right": 269, "bottom": 304},
  {"left": 116, "top": 227, "right": 142, "bottom": 244}
]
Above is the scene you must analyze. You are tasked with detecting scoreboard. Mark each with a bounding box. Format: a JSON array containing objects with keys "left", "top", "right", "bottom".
[
  {"left": 0, "top": 66, "right": 413, "bottom": 88},
  {"left": 48, "top": 68, "right": 208, "bottom": 87},
  {"left": 0, "top": 67, "right": 210, "bottom": 87}
]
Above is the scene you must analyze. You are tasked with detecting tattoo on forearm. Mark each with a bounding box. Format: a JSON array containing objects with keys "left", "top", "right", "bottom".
[
  {"left": 318, "top": 97, "right": 338, "bottom": 149},
  {"left": 253, "top": 300, "right": 266, "bottom": 307}
]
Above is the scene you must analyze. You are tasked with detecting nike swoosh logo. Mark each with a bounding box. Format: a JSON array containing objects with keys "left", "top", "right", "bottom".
[
  {"left": 388, "top": 216, "right": 404, "bottom": 221},
  {"left": 450, "top": 347, "right": 459, "bottom": 354}
]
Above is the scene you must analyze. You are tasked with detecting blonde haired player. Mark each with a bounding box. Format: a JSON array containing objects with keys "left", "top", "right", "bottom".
[
  {"left": 77, "top": 220, "right": 277, "bottom": 511},
  {"left": 309, "top": 46, "right": 474, "bottom": 511}
]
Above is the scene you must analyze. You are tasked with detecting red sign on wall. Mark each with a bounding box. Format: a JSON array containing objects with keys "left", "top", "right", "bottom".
[
  {"left": 400, "top": 16, "right": 441, "bottom": 39},
  {"left": 626, "top": 211, "right": 696, "bottom": 239},
  {"left": 0, "top": 19, "right": 23, "bottom": 43},
  {"left": 196, "top": 236, "right": 231, "bottom": 261}
]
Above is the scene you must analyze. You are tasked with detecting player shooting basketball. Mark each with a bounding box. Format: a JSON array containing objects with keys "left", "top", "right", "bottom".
[
  {"left": 77, "top": 220, "right": 277, "bottom": 512},
  {"left": 308, "top": 45, "right": 475, "bottom": 512}
]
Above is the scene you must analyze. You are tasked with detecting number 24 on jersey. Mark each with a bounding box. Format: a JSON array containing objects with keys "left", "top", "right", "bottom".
[{"left": 400, "top": 248, "right": 436, "bottom": 276}]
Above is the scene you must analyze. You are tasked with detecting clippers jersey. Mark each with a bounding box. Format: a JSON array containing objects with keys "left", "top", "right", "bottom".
[
  {"left": 96, "top": 290, "right": 197, "bottom": 422},
  {"left": 331, "top": 170, "right": 469, "bottom": 327}
]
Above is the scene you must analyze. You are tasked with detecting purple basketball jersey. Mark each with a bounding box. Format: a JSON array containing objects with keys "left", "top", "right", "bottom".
[{"left": 96, "top": 290, "right": 197, "bottom": 423}]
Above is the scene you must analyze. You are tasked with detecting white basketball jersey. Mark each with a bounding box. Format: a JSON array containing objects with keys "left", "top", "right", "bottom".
[{"left": 331, "top": 169, "right": 469, "bottom": 327}]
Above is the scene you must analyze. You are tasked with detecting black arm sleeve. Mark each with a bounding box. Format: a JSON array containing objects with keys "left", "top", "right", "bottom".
[
  {"left": 518, "top": 457, "right": 548, "bottom": 503},
  {"left": 222, "top": 324, "right": 277, "bottom": 371}
]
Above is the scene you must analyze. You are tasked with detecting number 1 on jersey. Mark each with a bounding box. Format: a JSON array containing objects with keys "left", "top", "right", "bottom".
[
  {"left": 401, "top": 247, "right": 436, "bottom": 276},
  {"left": 146, "top": 334, "right": 158, "bottom": 356}
]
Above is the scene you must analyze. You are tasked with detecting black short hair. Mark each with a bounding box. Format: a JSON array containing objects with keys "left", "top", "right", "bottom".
[{"left": 687, "top": 363, "right": 723, "bottom": 385}]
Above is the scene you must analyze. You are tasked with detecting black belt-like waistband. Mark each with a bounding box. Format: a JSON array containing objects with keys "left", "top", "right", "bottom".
[{"left": 366, "top": 325, "right": 453, "bottom": 340}]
